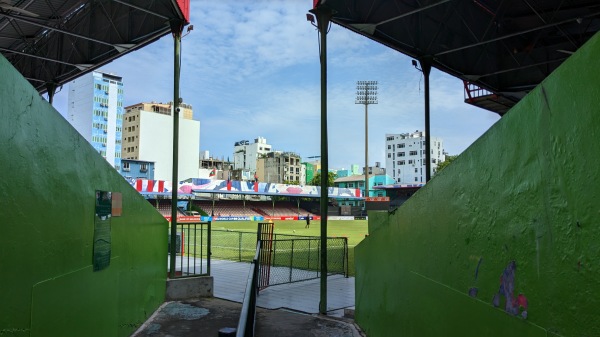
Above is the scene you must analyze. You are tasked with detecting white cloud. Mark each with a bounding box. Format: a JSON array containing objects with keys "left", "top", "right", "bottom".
[{"left": 52, "top": 1, "right": 500, "bottom": 171}]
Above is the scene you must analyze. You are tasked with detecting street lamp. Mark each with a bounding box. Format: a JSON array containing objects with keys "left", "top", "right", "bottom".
[{"left": 355, "top": 80, "right": 378, "bottom": 202}]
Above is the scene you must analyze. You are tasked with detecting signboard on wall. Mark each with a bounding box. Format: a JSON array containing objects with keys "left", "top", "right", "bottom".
[
  {"left": 93, "top": 190, "right": 112, "bottom": 271},
  {"left": 365, "top": 196, "right": 390, "bottom": 211}
]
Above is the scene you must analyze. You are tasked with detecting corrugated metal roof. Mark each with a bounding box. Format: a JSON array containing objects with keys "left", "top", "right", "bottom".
[
  {"left": 314, "top": 0, "right": 600, "bottom": 115},
  {"left": 0, "top": 0, "right": 188, "bottom": 93}
]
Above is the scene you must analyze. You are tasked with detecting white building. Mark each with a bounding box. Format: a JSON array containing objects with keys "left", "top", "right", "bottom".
[
  {"left": 385, "top": 131, "right": 445, "bottom": 183},
  {"left": 233, "top": 137, "right": 272, "bottom": 173},
  {"left": 122, "top": 102, "right": 200, "bottom": 181},
  {"left": 67, "top": 71, "right": 124, "bottom": 169}
]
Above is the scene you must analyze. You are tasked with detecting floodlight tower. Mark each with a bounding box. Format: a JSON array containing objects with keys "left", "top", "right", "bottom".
[{"left": 356, "top": 80, "right": 378, "bottom": 202}]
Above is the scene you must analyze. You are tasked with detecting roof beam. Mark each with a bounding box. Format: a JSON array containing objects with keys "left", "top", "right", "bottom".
[
  {"left": 0, "top": 45, "right": 78, "bottom": 67},
  {"left": 376, "top": 0, "right": 452, "bottom": 27},
  {"left": 350, "top": 0, "right": 451, "bottom": 35},
  {"left": 111, "top": 0, "right": 170, "bottom": 20},
  {"left": 472, "top": 56, "right": 568, "bottom": 80},
  {"left": 0, "top": 11, "right": 117, "bottom": 48},
  {"left": 436, "top": 11, "right": 600, "bottom": 56},
  {"left": 521, "top": 0, "right": 579, "bottom": 50}
]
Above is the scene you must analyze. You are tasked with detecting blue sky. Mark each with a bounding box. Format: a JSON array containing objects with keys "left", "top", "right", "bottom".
[{"left": 52, "top": 0, "right": 500, "bottom": 170}]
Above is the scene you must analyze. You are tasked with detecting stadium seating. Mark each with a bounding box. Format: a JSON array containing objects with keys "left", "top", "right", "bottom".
[{"left": 148, "top": 199, "right": 316, "bottom": 218}]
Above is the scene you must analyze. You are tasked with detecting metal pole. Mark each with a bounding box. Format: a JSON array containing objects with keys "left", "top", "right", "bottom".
[
  {"left": 420, "top": 59, "right": 432, "bottom": 182},
  {"left": 355, "top": 81, "right": 377, "bottom": 206},
  {"left": 365, "top": 103, "right": 369, "bottom": 198},
  {"left": 313, "top": 5, "right": 332, "bottom": 315},
  {"left": 45, "top": 82, "right": 57, "bottom": 105},
  {"left": 290, "top": 240, "right": 294, "bottom": 283},
  {"left": 207, "top": 221, "right": 211, "bottom": 275},
  {"left": 169, "top": 22, "right": 183, "bottom": 278}
]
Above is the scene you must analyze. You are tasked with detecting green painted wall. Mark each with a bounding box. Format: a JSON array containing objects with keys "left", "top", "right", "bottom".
[
  {"left": 0, "top": 55, "right": 167, "bottom": 337},
  {"left": 355, "top": 32, "right": 600, "bottom": 337}
]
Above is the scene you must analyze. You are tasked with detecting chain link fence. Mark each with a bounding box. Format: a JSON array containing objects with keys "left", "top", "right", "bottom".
[{"left": 211, "top": 230, "right": 348, "bottom": 286}]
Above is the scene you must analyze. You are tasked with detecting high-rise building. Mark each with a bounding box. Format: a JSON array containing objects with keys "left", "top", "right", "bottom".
[
  {"left": 256, "top": 151, "right": 302, "bottom": 183},
  {"left": 67, "top": 71, "right": 124, "bottom": 169},
  {"left": 385, "top": 131, "right": 445, "bottom": 183},
  {"left": 233, "top": 137, "right": 272, "bottom": 172},
  {"left": 122, "top": 102, "right": 200, "bottom": 181}
]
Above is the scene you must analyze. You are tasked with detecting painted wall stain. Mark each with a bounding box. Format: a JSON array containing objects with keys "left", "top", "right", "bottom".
[
  {"left": 492, "top": 261, "right": 528, "bottom": 319},
  {"left": 0, "top": 328, "right": 30, "bottom": 334},
  {"left": 468, "top": 257, "right": 483, "bottom": 298}
]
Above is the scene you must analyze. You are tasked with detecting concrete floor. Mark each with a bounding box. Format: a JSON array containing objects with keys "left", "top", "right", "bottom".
[{"left": 133, "top": 259, "right": 361, "bottom": 336}]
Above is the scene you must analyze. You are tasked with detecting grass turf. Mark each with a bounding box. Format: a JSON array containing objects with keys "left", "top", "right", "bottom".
[{"left": 211, "top": 220, "right": 368, "bottom": 276}]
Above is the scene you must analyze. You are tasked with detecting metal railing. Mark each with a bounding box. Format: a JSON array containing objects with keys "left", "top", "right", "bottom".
[
  {"left": 168, "top": 222, "right": 211, "bottom": 278},
  {"left": 463, "top": 80, "right": 494, "bottom": 102},
  {"left": 236, "top": 241, "right": 260, "bottom": 337},
  {"left": 234, "top": 224, "right": 348, "bottom": 337},
  {"left": 262, "top": 237, "right": 348, "bottom": 287},
  {"left": 211, "top": 229, "right": 348, "bottom": 285}
]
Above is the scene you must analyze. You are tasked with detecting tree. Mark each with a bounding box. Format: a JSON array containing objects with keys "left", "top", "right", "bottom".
[
  {"left": 310, "top": 171, "right": 336, "bottom": 187},
  {"left": 436, "top": 155, "right": 458, "bottom": 172}
]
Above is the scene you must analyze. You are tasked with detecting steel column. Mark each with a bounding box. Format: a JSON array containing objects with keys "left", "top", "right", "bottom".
[
  {"left": 420, "top": 59, "right": 432, "bottom": 182},
  {"left": 313, "top": 5, "right": 332, "bottom": 315},
  {"left": 169, "top": 21, "right": 183, "bottom": 278}
]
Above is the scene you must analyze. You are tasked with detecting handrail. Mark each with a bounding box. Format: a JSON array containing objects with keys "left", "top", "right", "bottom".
[{"left": 236, "top": 241, "right": 261, "bottom": 337}]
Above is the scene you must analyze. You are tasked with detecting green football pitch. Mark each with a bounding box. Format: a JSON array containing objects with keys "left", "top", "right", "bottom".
[{"left": 212, "top": 220, "right": 368, "bottom": 276}]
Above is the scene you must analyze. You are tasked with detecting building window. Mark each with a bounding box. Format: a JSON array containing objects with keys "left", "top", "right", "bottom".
[
  {"left": 415, "top": 168, "right": 418, "bottom": 173},
  {"left": 398, "top": 152, "right": 405, "bottom": 157},
  {"left": 415, "top": 177, "right": 418, "bottom": 182},
  {"left": 387, "top": 153, "right": 391, "bottom": 158},
  {"left": 387, "top": 145, "right": 391, "bottom": 149},
  {"left": 397, "top": 169, "right": 401, "bottom": 174},
  {"left": 140, "top": 163, "right": 148, "bottom": 172},
  {"left": 409, "top": 151, "right": 418, "bottom": 156},
  {"left": 399, "top": 143, "right": 405, "bottom": 148},
  {"left": 123, "top": 162, "right": 130, "bottom": 171},
  {"left": 408, "top": 160, "right": 413, "bottom": 164}
]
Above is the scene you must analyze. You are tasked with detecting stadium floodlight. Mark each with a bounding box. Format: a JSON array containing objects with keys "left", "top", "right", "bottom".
[{"left": 355, "top": 80, "right": 378, "bottom": 204}]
